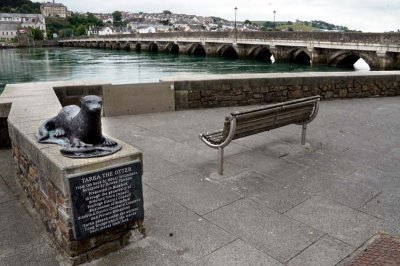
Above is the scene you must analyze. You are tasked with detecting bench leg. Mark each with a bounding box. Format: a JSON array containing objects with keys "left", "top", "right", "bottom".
[
  {"left": 301, "top": 124, "right": 307, "bottom": 145},
  {"left": 218, "top": 147, "right": 224, "bottom": 175}
]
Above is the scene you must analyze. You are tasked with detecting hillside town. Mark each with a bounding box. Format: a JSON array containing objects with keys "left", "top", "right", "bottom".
[
  {"left": 0, "top": 0, "right": 261, "bottom": 44},
  {"left": 87, "top": 11, "right": 260, "bottom": 35}
]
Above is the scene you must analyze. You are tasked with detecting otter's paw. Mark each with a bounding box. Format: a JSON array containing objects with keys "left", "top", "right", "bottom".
[
  {"left": 102, "top": 138, "right": 117, "bottom": 147},
  {"left": 71, "top": 138, "right": 88, "bottom": 148},
  {"left": 54, "top": 128, "right": 66, "bottom": 138}
]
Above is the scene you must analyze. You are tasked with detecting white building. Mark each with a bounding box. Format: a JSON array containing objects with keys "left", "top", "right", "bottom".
[
  {"left": 0, "top": 23, "right": 19, "bottom": 40},
  {"left": 137, "top": 26, "right": 156, "bottom": 34},
  {"left": 98, "top": 27, "right": 114, "bottom": 35},
  {"left": 0, "top": 13, "right": 47, "bottom": 39}
]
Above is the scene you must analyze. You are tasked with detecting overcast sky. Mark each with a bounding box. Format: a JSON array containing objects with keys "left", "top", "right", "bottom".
[{"left": 52, "top": 0, "right": 399, "bottom": 32}]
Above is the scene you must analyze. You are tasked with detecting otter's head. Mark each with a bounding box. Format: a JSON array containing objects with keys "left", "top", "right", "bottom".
[{"left": 80, "top": 95, "right": 103, "bottom": 114}]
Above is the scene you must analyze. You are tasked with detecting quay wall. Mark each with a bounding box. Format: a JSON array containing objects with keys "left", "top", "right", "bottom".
[{"left": 166, "top": 71, "right": 400, "bottom": 109}]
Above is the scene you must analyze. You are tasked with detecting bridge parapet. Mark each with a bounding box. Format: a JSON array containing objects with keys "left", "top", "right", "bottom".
[{"left": 60, "top": 32, "right": 400, "bottom": 70}]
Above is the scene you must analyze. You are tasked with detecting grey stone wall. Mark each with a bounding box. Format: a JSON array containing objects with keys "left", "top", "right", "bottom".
[{"left": 172, "top": 73, "right": 400, "bottom": 109}]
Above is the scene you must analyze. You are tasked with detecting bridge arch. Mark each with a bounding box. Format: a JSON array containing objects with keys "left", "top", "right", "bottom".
[
  {"left": 166, "top": 42, "right": 179, "bottom": 54},
  {"left": 148, "top": 42, "right": 158, "bottom": 53},
  {"left": 328, "top": 51, "right": 373, "bottom": 69},
  {"left": 248, "top": 45, "right": 273, "bottom": 62},
  {"left": 217, "top": 45, "right": 238, "bottom": 59},
  {"left": 136, "top": 43, "right": 141, "bottom": 52},
  {"left": 288, "top": 48, "right": 312, "bottom": 65},
  {"left": 188, "top": 43, "right": 206, "bottom": 57}
]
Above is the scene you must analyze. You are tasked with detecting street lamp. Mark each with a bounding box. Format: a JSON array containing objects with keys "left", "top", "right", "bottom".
[
  {"left": 234, "top": 6, "right": 238, "bottom": 43},
  {"left": 273, "top": 10, "right": 276, "bottom": 30}
]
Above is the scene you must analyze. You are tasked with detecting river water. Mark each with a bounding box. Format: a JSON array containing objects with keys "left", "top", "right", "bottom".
[{"left": 0, "top": 47, "right": 355, "bottom": 94}]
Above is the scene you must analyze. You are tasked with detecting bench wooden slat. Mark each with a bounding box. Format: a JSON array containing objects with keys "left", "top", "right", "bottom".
[
  {"left": 233, "top": 111, "right": 313, "bottom": 139},
  {"left": 233, "top": 98, "right": 318, "bottom": 121},
  {"left": 235, "top": 106, "right": 313, "bottom": 124},
  {"left": 231, "top": 106, "right": 312, "bottom": 134}
]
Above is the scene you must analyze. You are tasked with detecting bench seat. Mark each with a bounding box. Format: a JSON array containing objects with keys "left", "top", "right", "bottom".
[{"left": 200, "top": 96, "right": 320, "bottom": 174}]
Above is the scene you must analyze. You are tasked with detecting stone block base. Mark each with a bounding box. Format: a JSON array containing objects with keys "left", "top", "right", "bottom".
[{"left": 12, "top": 144, "right": 145, "bottom": 265}]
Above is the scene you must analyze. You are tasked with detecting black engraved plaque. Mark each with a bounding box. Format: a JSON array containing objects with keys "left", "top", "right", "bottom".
[{"left": 68, "top": 160, "right": 144, "bottom": 240}]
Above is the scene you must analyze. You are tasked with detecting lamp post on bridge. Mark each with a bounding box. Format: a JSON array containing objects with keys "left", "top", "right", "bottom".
[{"left": 234, "top": 6, "right": 238, "bottom": 43}]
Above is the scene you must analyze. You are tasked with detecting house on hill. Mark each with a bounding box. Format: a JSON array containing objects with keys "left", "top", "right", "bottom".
[{"left": 40, "top": 1, "right": 70, "bottom": 18}]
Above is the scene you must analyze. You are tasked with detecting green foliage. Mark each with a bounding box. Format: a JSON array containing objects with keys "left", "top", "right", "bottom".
[
  {"left": 112, "top": 11, "right": 123, "bottom": 26},
  {"left": 0, "top": 0, "right": 40, "bottom": 13},
  {"left": 259, "top": 19, "right": 354, "bottom": 32},
  {"left": 311, "top": 20, "right": 349, "bottom": 31},
  {"left": 75, "top": 24, "right": 87, "bottom": 36},
  {"left": 46, "top": 13, "right": 104, "bottom": 39},
  {"left": 29, "top": 27, "right": 44, "bottom": 40},
  {"left": 262, "top": 21, "right": 276, "bottom": 30}
]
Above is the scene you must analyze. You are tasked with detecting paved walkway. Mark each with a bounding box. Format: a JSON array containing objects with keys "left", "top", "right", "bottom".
[{"left": 1, "top": 96, "right": 400, "bottom": 265}]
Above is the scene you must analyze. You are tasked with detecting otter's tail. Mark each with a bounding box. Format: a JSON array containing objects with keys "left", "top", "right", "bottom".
[{"left": 36, "top": 118, "right": 56, "bottom": 142}]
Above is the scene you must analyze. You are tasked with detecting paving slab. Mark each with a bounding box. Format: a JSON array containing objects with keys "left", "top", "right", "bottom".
[
  {"left": 278, "top": 168, "right": 381, "bottom": 209},
  {"left": 204, "top": 198, "right": 323, "bottom": 263},
  {"left": 226, "top": 151, "right": 306, "bottom": 180},
  {"left": 145, "top": 170, "right": 243, "bottom": 215},
  {"left": 190, "top": 239, "right": 284, "bottom": 266},
  {"left": 286, "top": 196, "right": 396, "bottom": 247},
  {"left": 0, "top": 178, "right": 14, "bottom": 204},
  {"left": 190, "top": 160, "right": 250, "bottom": 182},
  {"left": 142, "top": 153, "right": 186, "bottom": 183},
  {"left": 220, "top": 170, "right": 310, "bottom": 213},
  {"left": 359, "top": 191, "right": 400, "bottom": 224},
  {"left": 286, "top": 150, "right": 361, "bottom": 177},
  {"left": 102, "top": 117, "right": 160, "bottom": 143},
  {"left": 144, "top": 189, "right": 237, "bottom": 265},
  {"left": 287, "top": 234, "right": 354, "bottom": 266},
  {"left": 232, "top": 134, "right": 305, "bottom": 158},
  {"left": 340, "top": 146, "right": 400, "bottom": 176},
  {"left": 88, "top": 239, "right": 177, "bottom": 266},
  {"left": 0, "top": 201, "right": 60, "bottom": 265}
]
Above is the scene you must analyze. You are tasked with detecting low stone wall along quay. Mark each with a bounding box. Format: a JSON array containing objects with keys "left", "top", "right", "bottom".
[{"left": 162, "top": 71, "right": 400, "bottom": 109}]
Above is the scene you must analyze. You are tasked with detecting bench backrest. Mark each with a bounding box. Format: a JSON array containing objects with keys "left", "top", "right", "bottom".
[{"left": 223, "top": 96, "right": 320, "bottom": 140}]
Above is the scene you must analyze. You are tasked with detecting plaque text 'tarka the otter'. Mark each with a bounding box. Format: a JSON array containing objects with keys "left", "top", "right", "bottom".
[{"left": 68, "top": 161, "right": 144, "bottom": 240}]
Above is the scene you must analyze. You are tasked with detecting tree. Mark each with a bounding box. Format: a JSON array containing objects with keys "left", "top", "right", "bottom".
[
  {"left": 75, "top": 24, "right": 87, "bottom": 36},
  {"left": 112, "top": 11, "right": 122, "bottom": 27},
  {"left": 29, "top": 27, "right": 44, "bottom": 40},
  {"left": 244, "top": 20, "right": 252, "bottom": 25}
]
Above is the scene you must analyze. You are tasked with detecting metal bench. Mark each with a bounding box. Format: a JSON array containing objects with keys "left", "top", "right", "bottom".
[{"left": 199, "top": 95, "right": 320, "bottom": 175}]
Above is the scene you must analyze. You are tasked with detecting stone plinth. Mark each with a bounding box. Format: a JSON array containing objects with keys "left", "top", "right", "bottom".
[{"left": 3, "top": 81, "right": 145, "bottom": 265}]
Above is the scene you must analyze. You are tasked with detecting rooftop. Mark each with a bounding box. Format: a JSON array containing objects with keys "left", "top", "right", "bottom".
[{"left": 0, "top": 84, "right": 400, "bottom": 265}]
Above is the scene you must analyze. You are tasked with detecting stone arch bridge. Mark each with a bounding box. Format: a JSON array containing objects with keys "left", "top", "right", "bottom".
[{"left": 59, "top": 31, "right": 400, "bottom": 70}]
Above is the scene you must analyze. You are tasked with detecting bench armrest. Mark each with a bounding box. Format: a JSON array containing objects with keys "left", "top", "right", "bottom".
[{"left": 199, "top": 117, "right": 237, "bottom": 149}]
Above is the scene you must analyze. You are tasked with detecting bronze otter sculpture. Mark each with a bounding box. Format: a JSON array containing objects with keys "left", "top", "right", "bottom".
[{"left": 36, "top": 95, "right": 121, "bottom": 158}]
